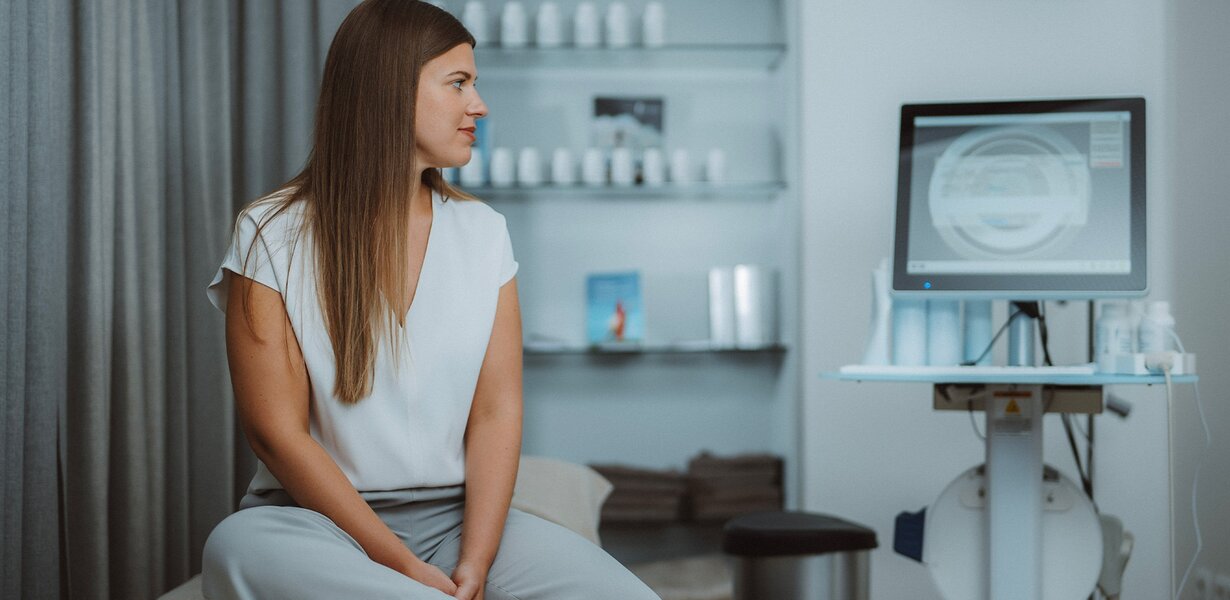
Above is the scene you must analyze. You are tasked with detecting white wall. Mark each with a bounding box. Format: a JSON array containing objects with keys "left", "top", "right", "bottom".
[
  {"left": 797, "top": 1, "right": 1174, "bottom": 598},
  {"left": 1168, "top": 0, "right": 1230, "bottom": 595}
]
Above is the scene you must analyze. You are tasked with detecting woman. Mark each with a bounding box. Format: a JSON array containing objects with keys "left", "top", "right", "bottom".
[{"left": 201, "top": 2, "right": 659, "bottom": 599}]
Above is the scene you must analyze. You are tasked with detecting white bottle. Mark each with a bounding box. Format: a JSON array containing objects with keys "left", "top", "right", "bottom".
[
  {"left": 489, "top": 147, "right": 515, "bottom": 187},
  {"left": 460, "top": 148, "right": 485, "bottom": 186},
  {"left": 1137, "top": 300, "right": 1176, "bottom": 353},
  {"left": 604, "top": 2, "right": 631, "bottom": 48},
  {"left": 500, "top": 1, "right": 528, "bottom": 48},
  {"left": 573, "top": 2, "right": 601, "bottom": 48},
  {"left": 1095, "top": 302, "right": 1134, "bottom": 372},
  {"left": 641, "top": 2, "right": 666, "bottom": 48},
  {"left": 535, "top": 2, "right": 563, "bottom": 48},
  {"left": 860, "top": 258, "right": 891, "bottom": 366},
  {"left": 550, "top": 148, "right": 576, "bottom": 185},
  {"left": 610, "top": 147, "right": 634, "bottom": 186},
  {"left": 461, "top": 2, "right": 489, "bottom": 46},
  {"left": 516, "top": 147, "right": 542, "bottom": 186}
]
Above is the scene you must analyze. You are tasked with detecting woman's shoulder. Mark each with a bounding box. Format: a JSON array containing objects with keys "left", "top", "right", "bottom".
[
  {"left": 239, "top": 188, "right": 307, "bottom": 233},
  {"left": 440, "top": 190, "right": 507, "bottom": 229}
]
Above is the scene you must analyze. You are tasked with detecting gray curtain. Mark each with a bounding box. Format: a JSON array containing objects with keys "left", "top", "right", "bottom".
[{"left": 3, "top": 1, "right": 356, "bottom": 598}]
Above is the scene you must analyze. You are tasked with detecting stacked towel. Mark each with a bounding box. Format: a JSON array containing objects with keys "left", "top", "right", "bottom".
[
  {"left": 686, "top": 452, "right": 783, "bottom": 522},
  {"left": 590, "top": 464, "right": 688, "bottom": 523}
]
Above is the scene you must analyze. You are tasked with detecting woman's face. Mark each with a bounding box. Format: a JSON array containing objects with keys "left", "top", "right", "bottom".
[{"left": 415, "top": 43, "right": 487, "bottom": 170}]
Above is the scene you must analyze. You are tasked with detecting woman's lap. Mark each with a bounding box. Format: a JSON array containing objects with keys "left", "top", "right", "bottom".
[{"left": 201, "top": 502, "right": 659, "bottom": 600}]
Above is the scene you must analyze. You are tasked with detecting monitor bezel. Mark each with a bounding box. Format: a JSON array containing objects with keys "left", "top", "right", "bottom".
[{"left": 892, "top": 96, "right": 1148, "bottom": 299}]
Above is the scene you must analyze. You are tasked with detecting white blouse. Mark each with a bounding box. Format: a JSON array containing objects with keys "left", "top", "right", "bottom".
[{"left": 207, "top": 188, "right": 518, "bottom": 492}]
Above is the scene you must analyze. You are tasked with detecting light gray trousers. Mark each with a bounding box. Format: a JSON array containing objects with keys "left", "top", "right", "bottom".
[{"left": 201, "top": 486, "right": 660, "bottom": 600}]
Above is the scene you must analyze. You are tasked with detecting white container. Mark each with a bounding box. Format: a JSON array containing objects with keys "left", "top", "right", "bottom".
[
  {"left": 892, "top": 298, "right": 927, "bottom": 366},
  {"left": 582, "top": 148, "right": 606, "bottom": 186},
  {"left": 461, "top": 1, "right": 489, "bottom": 46},
  {"left": 535, "top": 2, "right": 563, "bottom": 48},
  {"left": 705, "top": 148, "right": 727, "bottom": 185},
  {"left": 1095, "top": 302, "right": 1134, "bottom": 372},
  {"left": 610, "top": 147, "right": 634, "bottom": 186},
  {"left": 641, "top": 148, "right": 666, "bottom": 186},
  {"left": 927, "top": 299, "right": 962, "bottom": 366},
  {"left": 732, "top": 265, "right": 778, "bottom": 348},
  {"left": 573, "top": 2, "right": 600, "bottom": 48},
  {"left": 1137, "top": 300, "right": 1176, "bottom": 353},
  {"left": 708, "top": 267, "right": 737, "bottom": 349},
  {"left": 550, "top": 148, "right": 576, "bottom": 185},
  {"left": 489, "top": 147, "right": 515, "bottom": 187},
  {"left": 604, "top": 2, "right": 631, "bottom": 48},
  {"left": 962, "top": 300, "right": 993, "bottom": 365},
  {"left": 516, "top": 147, "right": 542, "bottom": 186},
  {"left": 669, "top": 148, "right": 692, "bottom": 185},
  {"left": 861, "top": 258, "right": 891, "bottom": 366},
  {"left": 642, "top": 2, "right": 666, "bottom": 48},
  {"left": 460, "top": 148, "right": 485, "bottom": 186},
  {"left": 499, "top": 1, "right": 528, "bottom": 47}
]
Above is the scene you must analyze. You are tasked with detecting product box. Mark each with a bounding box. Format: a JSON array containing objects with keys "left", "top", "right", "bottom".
[{"left": 586, "top": 271, "right": 644, "bottom": 346}]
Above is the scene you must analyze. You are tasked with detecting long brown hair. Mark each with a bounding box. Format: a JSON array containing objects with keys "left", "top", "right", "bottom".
[{"left": 238, "top": 0, "right": 477, "bottom": 404}]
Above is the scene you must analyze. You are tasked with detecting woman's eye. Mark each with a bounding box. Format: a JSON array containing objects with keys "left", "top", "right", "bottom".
[{"left": 451, "top": 80, "right": 464, "bottom": 90}]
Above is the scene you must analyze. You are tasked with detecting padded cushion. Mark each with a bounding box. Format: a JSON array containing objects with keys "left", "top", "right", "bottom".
[{"left": 722, "top": 511, "right": 878, "bottom": 557}]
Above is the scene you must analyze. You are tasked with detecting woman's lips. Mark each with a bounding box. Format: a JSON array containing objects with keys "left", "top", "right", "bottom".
[{"left": 459, "top": 128, "right": 476, "bottom": 141}]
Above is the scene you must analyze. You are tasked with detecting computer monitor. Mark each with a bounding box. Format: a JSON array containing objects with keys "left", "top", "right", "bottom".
[{"left": 892, "top": 97, "right": 1147, "bottom": 299}]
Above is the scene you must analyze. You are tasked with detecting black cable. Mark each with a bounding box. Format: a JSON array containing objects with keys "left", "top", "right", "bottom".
[
  {"left": 1037, "top": 302, "right": 1055, "bottom": 367},
  {"left": 1062, "top": 413, "right": 1094, "bottom": 499},
  {"left": 960, "top": 309, "right": 1025, "bottom": 366}
]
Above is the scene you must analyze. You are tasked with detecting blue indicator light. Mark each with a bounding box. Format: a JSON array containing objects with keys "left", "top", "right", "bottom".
[{"left": 923, "top": 281, "right": 932, "bottom": 289}]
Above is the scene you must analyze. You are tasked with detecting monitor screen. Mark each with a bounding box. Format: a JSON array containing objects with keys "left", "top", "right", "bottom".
[{"left": 892, "top": 97, "right": 1147, "bottom": 298}]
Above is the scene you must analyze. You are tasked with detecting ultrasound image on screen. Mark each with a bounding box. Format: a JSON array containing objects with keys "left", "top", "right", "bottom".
[{"left": 906, "top": 113, "right": 1132, "bottom": 276}]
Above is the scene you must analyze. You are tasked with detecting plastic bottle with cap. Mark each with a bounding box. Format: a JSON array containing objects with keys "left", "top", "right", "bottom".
[
  {"left": 1137, "top": 300, "right": 1176, "bottom": 353},
  {"left": 1095, "top": 301, "right": 1134, "bottom": 372}
]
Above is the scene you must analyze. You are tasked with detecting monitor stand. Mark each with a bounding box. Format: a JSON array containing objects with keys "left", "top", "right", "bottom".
[{"left": 988, "top": 300, "right": 1044, "bottom": 598}]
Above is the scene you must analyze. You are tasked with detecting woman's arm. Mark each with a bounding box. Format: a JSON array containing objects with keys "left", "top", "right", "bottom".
[
  {"left": 224, "top": 272, "right": 458, "bottom": 595},
  {"left": 453, "top": 278, "right": 524, "bottom": 600}
]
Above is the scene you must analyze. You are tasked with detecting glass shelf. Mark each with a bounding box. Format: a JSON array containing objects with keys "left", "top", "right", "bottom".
[
  {"left": 524, "top": 341, "right": 788, "bottom": 356},
  {"left": 461, "top": 182, "right": 785, "bottom": 201},
  {"left": 823, "top": 365, "right": 1197, "bottom": 386},
  {"left": 475, "top": 44, "right": 787, "bottom": 71}
]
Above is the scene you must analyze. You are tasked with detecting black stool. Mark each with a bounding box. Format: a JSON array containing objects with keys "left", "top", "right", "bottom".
[{"left": 723, "top": 511, "right": 878, "bottom": 600}]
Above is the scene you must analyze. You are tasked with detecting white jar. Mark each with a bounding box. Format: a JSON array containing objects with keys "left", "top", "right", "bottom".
[
  {"left": 581, "top": 148, "right": 606, "bottom": 186},
  {"left": 460, "top": 148, "right": 485, "bottom": 186},
  {"left": 604, "top": 2, "right": 631, "bottom": 48},
  {"left": 669, "top": 148, "right": 692, "bottom": 185},
  {"left": 500, "top": 1, "right": 528, "bottom": 48},
  {"left": 1095, "top": 302, "right": 1134, "bottom": 372},
  {"left": 1137, "top": 300, "right": 1176, "bottom": 353},
  {"left": 550, "top": 148, "right": 576, "bottom": 185},
  {"left": 641, "top": 148, "right": 665, "bottom": 186},
  {"left": 461, "top": 1, "right": 489, "bottom": 46},
  {"left": 573, "top": 2, "right": 600, "bottom": 48},
  {"left": 489, "top": 147, "right": 516, "bottom": 187},
  {"left": 642, "top": 2, "right": 666, "bottom": 48},
  {"left": 535, "top": 2, "right": 563, "bottom": 48},
  {"left": 610, "top": 147, "right": 634, "bottom": 186},
  {"left": 516, "top": 147, "right": 542, "bottom": 186}
]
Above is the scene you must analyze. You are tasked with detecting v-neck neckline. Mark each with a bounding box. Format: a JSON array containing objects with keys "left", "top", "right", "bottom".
[{"left": 398, "top": 188, "right": 439, "bottom": 329}]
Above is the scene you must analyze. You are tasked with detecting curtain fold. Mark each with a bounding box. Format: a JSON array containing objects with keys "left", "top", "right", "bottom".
[
  {"left": 6, "top": 1, "right": 359, "bottom": 598},
  {"left": 2, "top": 0, "right": 71, "bottom": 598}
]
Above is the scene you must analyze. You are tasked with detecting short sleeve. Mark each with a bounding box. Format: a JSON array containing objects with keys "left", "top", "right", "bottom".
[
  {"left": 497, "top": 214, "right": 519, "bottom": 286},
  {"left": 205, "top": 209, "right": 285, "bottom": 313}
]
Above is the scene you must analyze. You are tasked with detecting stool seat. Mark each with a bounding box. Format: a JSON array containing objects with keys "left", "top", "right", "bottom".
[{"left": 722, "top": 511, "right": 878, "bottom": 557}]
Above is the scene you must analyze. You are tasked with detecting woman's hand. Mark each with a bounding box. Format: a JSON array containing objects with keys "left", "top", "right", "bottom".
[
  {"left": 398, "top": 557, "right": 459, "bottom": 596},
  {"left": 451, "top": 561, "right": 488, "bottom": 600}
]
